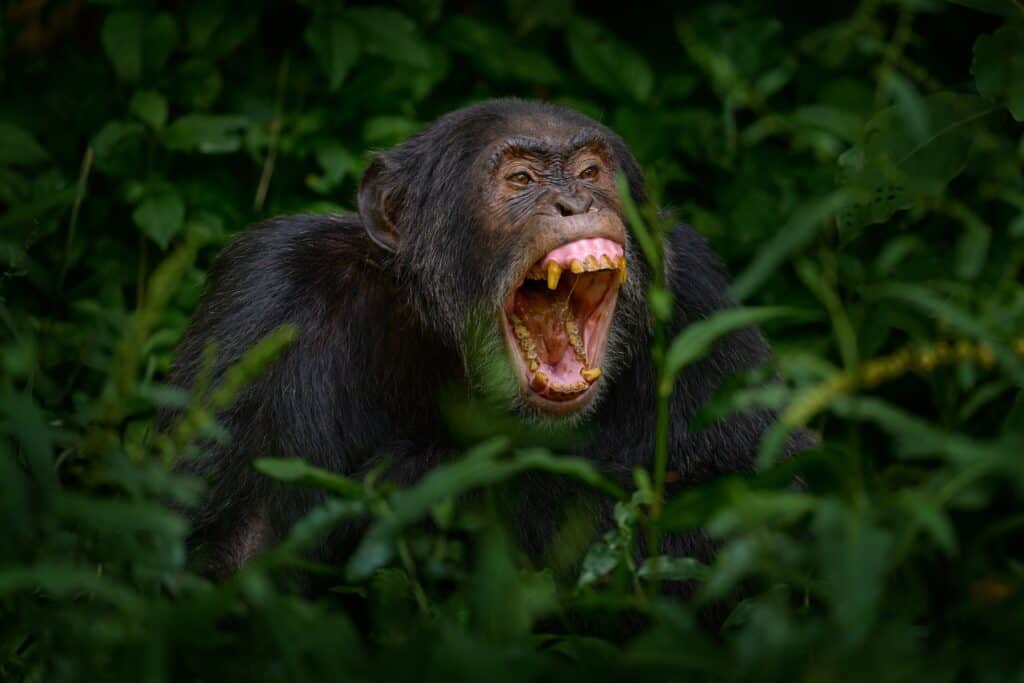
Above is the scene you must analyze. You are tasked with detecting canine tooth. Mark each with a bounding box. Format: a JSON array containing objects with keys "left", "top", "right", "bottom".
[
  {"left": 617, "top": 256, "right": 627, "bottom": 284},
  {"left": 570, "top": 259, "right": 584, "bottom": 274},
  {"left": 581, "top": 367, "right": 602, "bottom": 382},
  {"left": 547, "top": 261, "right": 563, "bottom": 290},
  {"left": 531, "top": 372, "right": 549, "bottom": 391},
  {"left": 529, "top": 360, "right": 539, "bottom": 372}
]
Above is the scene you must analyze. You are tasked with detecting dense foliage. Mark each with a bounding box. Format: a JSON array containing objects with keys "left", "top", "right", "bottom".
[{"left": 2, "top": 0, "right": 1024, "bottom": 680}]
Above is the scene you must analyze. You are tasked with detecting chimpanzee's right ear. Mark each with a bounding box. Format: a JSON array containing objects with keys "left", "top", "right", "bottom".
[{"left": 357, "top": 156, "right": 400, "bottom": 253}]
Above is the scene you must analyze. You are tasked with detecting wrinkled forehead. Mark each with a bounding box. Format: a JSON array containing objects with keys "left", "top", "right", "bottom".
[{"left": 483, "top": 114, "right": 612, "bottom": 170}]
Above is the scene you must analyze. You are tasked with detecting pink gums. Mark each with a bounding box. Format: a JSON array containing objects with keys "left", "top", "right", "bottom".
[{"left": 540, "top": 238, "right": 623, "bottom": 268}]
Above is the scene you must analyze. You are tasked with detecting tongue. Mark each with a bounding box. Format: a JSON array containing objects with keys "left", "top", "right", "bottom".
[{"left": 515, "top": 286, "right": 571, "bottom": 364}]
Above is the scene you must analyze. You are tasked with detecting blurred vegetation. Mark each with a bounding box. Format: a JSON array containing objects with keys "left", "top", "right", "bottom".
[{"left": 2, "top": 0, "right": 1024, "bottom": 680}]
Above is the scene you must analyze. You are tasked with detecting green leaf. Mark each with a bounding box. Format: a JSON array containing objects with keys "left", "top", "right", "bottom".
[
  {"left": 836, "top": 93, "right": 995, "bottom": 231},
  {"left": 661, "top": 307, "right": 799, "bottom": 395},
  {"left": 161, "top": 114, "right": 249, "bottom": 153},
  {"left": 363, "top": 116, "right": 421, "bottom": 147},
  {"left": 130, "top": 90, "right": 168, "bottom": 130},
  {"left": 306, "top": 143, "right": 357, "bottom": 194},
  {"left": 707, "top": 490, "right": 818, "bottom": 536},
  {"left": 831, "top": 395, "right": 1009, "bottom": 464},
  {"left": 101, "top": 10, "right": 179, "bottom": 83},
  {"left": 133, "top": 187, "right": 185, "bottom": 249},
  {"left": 345, "top": 8, "right": 432, "bottom": 67},
  {"left": 441, "top": 16, "right": 561, "bottom": 84},
  {"left": 347, "top": 439, "right": 623, "bottom": 580},
  {"left": 637, "top": 556, "right": 711, "bottom": 582},
  {"left": 471, "top": 531, "right": 556, "bottom": 639},
  {"left": 254, "top": 458, "right": 365, "bottom": 498},
  {"left": 92, "top": 120, "right": 146, "bottom": 177},
  {"left": 814, "top": 501, "right": 892, "bottom": 645},
  {"left": 731, "top": 191, "right": 853, "bottom": 300},
  {"left": 567, "top": 19, "right": 654, "bottom": 102},
  {"left": 954, "top": 214, "right": 991, "bottom": 280},
  {"left": 877, "top": 282, "right": 1024, "bottom": 385},
  {"left": 305, "top": 16, "right": 360, "bottom": 91},
  {"left": 0, "top": 122, "right": 48, "bottom": 166},
  {"left": 897, "top": 492, "right": 957, "bottom": 555},
  {"left": 276, "top": 498, "right": 367, "bottom": 553},
  {"left": 972, "top": 24, "right": 1024, "bottom": 121},
  {"left": 648, "top": 287, "right": 674, "bottom": 323},
  {"left": 0, "top": 566, "right": 139, "bottom": 608}
]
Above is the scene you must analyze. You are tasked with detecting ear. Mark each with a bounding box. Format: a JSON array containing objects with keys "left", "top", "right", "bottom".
[{"left": 357, "top": 156, "right": 400, "bottom": 253}]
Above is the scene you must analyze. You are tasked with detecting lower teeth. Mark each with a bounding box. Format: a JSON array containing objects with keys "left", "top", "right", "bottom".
[{"left": 511, "top": 307, "right": 602, "bottom": 395}]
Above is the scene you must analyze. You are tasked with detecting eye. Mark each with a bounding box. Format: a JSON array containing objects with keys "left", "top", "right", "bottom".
[
  {"left": 507, "top": 171, "right": 533, "bottom": 186},
  {"left": 579, "top": 165, "right": 600, "bottom": 180}
]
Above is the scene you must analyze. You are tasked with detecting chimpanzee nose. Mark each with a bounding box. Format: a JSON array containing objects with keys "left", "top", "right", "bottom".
[{"left": 554, "top": 192, "right": 593, "bottom": 217}]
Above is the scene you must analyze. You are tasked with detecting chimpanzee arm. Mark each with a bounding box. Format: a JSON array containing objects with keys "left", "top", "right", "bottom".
[{"left": 161, "top": 214, "right": 374, "bottom": 574}]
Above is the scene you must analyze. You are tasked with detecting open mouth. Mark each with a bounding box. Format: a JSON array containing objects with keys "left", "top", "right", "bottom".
[{"left": 501, "top": 237, "right": 626, "bottom": 412}]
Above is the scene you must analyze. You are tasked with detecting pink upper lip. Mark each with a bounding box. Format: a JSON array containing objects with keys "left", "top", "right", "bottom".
[{"left": 537, "top": 237, "right": 624, "bottom": 268}]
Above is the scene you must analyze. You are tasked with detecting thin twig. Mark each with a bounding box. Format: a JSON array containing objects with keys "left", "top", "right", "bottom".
[
  {"left": 60, "top": 144, "right": 94, "bottom": 288},
  {"left": 254, "top": 55, "right": 290, "bottom": 212}
]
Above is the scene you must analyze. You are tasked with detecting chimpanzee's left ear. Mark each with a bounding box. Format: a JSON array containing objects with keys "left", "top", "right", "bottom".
[{"left": 358, "top": 156, "right": 400, "bottom": 253}]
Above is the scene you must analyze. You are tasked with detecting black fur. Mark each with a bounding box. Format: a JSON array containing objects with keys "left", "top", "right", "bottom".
[{"left": 160, "top": 99, "right": 811, "bottom": 579}]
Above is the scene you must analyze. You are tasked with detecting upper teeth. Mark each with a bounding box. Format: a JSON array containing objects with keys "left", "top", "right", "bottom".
[{"left": 527, "top": 254, "right": 626, "bottom": 284}]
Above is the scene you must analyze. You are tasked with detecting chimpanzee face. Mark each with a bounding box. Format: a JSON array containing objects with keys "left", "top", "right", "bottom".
[
  {"left": 481, "top": 132, "right": 630, "bottom": 416},
  {"left": 357, "top": 101, "right": 647, "bottom": 419}
]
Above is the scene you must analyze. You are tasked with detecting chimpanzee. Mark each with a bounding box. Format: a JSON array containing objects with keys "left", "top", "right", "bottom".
[{"left": 163, "top": 98, "right": 811, "bottom": 579}]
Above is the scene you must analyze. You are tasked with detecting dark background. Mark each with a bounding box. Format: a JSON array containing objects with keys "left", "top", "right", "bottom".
[{"left": 1, "top": 0, "right": 1023, "bottom": 680}]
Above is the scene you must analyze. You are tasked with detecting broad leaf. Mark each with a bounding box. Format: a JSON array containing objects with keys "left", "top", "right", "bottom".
[
  {"left": 0, "top": 122, "right": 48, "bottom": 166},
  {"left": 345, "top": 8, "right": 432, "bottom": 67},
  {"left": 836, "top": 93, "right": 995, "bottom": 231},
  {"left": 133, "top": 187, "right": 185, "bottom": 249},
  {"left": 101, "top": 10, "right": 178, "bottom": 82},
  {"left": 661, "top": 307, "right": 798, "bottom": 395},
  {"left": 305, "top": 16, "right": 360, "bottom": 91},
  {"left": 567, "top": 19, "right": 653, "bottom": 103},
  {"left": 161, "top": 114, "right": 249, "bottom": 153},
  {"left": 972, "top": 24, "right": 1024, "bottom": 121}
]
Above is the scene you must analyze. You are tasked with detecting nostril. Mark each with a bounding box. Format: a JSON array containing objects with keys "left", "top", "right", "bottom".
[{"left": 554, "top": 195, "right": 592, "bottom": 217}]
